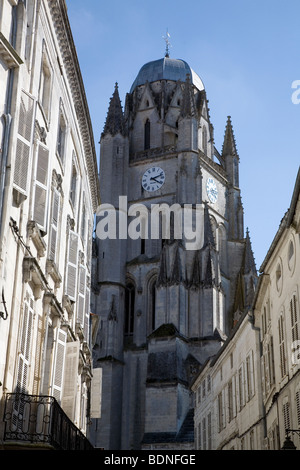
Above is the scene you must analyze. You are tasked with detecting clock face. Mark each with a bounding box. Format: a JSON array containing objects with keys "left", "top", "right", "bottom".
[
  {"left": 142, "top": 167, "right": 165, "bottom": 192},
  {"left": 206, "top": 177, "right": 218, "bottom": 204}
]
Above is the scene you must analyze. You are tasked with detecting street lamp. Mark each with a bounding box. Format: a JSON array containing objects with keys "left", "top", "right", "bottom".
[{"left": 281, "top": 429, "right": 300, "bottom": 450}]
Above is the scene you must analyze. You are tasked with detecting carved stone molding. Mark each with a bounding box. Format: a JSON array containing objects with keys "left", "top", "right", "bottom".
[
  {"left": 27, "top": 221, "right": 46, "bottom": 258},
  {"left": 23, "top": 256, "right": 47, "bottom": 300},
  {"left": 46, "top": 259, "right": 62, "bottom": 288},
  {"left": 43, "top": 292, "right": 64, "bottom": 328}
]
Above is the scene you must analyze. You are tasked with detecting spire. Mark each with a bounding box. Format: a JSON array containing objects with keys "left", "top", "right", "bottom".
[
  {"left": 222, "top": 116, "right": 238, "bottom": 157},
  {"left": 243, "top": 228, "right": 257, "bottom": 275},
  {"left": 180, "top": 74, "right": 197, "bottom": 118},
  {"left": 102, "top": 83, "right": 126, "bottom": 138}
]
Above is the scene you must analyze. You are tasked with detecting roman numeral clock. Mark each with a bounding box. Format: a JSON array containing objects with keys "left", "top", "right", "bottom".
[
  {"left": 142, "top": 167, "right": 166, "bottom": 192},
  {"left": 206, "top": 177, "right": 218, "bottom": 204}
]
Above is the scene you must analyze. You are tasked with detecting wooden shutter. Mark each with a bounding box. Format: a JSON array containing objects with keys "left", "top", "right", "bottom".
[
  {"left": 66, "top": 231, "right": 79, "bottom": 300},
  {"left": 13, "top": 91, "right": 35, "bottom": 195},
  {"left": 232, "top": 375, "right": 237, "bottom": 418},
  {"left": 61, "top": 341, "right": 80, "bottom": 421},
  {"left": 13, "top": 295, "right": 34, "bottom": 430},
  {"left": 49, "top": 189, "right": 60, "bottom": 261},
  {"left": 33, "top": 144, "right": 49, "bottom": 230},
  {"left": 283, "top": 400, "right": 291, "bottom": 431},
  {"left": 278, "top": 316, "right": 286, "bottom": 377},
  {"left": 84, "top": 285, "right": 90, "bottom": 340},
  {"left": 77, "top": 265, "right": 86, "bottom": 326},
  {"left": 291, "top": 294, "right": 299, "bottom": 342},
  {"left": 296, "top": 389, "right": 300, "bottom": 427},
  {"left": 52, "top": 328, "right": 67, "bottom": 402},
  {"left": 16, "top": 296, "right": 34, "bottom": 393}
]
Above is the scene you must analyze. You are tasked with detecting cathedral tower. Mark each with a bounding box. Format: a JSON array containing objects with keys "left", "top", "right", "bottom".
[{"left": 91, "top": 56, "right": 257, "bottom": 450}]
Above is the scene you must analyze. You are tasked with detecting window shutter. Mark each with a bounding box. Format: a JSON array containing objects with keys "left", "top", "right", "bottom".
[
  {"left": 77, "top": 265, "right": 86, "bottom": 326},
  {"left": 291, "top": 294, "right": 299, "bottom": 343},
  {"left": 278, "top": 316, "right": 286, "bottom": 377},
  {"left": 13, "top": 91, "right": 35, "bottom": 195},
  {"left": 232, "top": 375, "right": 237, "bottom": 418},
  {"left": 261, "top": 355, "right": 266, "bottom": 399},
  {"left": 61, "top": 341, "right": 80, "bottom": 421},
  {"left": 296, "top": 389, "right": 300, "bottom": 427},
  {"left": 49, "top": 189, "right": 60, "bottom": 261},
  {"left": 52, "top": 328, "right": 67, "bottom": 402},
  {"left": 33, "top": 144, "right": 49, "bottom": 230},
  {"left": 66, "top": 231, "right": 79, "bottom": 300},
  {"left": 84, "top": 285, "right": 90, "bottom": 340},
  {"left": 16, "top": 294, "right": 34, "bottom": 394},
  {"left": 13, "top": 296, "right": 34, "bottom": 430},
  {"left": 283, "top": 400, "right": 291, "bottom": 431}
]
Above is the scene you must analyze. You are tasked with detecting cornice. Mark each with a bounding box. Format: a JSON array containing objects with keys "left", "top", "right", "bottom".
[{"left": 48, "top": 0, "right": 100, "bottom": 211}]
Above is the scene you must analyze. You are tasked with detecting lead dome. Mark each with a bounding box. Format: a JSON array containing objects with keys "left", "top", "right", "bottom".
[{"left": 130, "top": 57, "right": 204, "bottom": 93}]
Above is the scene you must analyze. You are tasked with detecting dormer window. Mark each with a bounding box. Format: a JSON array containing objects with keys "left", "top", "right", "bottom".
[{"left": 144, "top": 119, "right": 150, "bottom": 150}]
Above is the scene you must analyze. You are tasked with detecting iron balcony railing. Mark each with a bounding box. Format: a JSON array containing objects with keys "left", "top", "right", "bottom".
[{"left": 3, "top": 393, "right": 93, "bottom": 450}]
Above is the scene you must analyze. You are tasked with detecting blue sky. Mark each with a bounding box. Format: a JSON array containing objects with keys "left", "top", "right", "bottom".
[{"left": 66, "top": 0, "right": 300, "bottom": 270}]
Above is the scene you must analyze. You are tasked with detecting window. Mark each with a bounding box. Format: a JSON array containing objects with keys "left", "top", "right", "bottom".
[
  {"left": 202, "top": 126, "right": 207, "bottom": 154},
  {"left": 276, "top": 262, "right": 282, "bottom": 293},
  {"left": 207, "top": 413, "right": 212, "bottom": 450},
  {"left": 278, "top": 315, "right": 287, "bottom": 377},
  {"left": 149, "top": 278, "right": 156, "bottom": 332},
  {"left": 228, "top": 380, "right": 233, "bottom": 422},
  {"left": 39, "top": 45, "right": 52, "bottom": 121},
  {"left": 33, "top": 143, "right": 49, "bottom": 231},
  {"left": 81, "top": 195, "right": 86, "bottom": 244},
  {"left": 70, "top": 155, "right": 78, "bottom": 209},
  {"left": 288, "top": 240, "right": 295, "bottom": 271},
  {"left": 283, "top": 399, "right": 291, "bottom": 432},
  {"left": 16, "top": 292, "right": 34, "bottom": 394},
  {"left": 144, "top": 119, "right": 150, "bottom": 150},
  {"left": 218, "top": 392, "right": 224, "bottom": 432},
  {"left": 125, "top": 283, "right": 135, "bottom": 336},
  {"left": 290, "top": 294, "right": 299, "bottom": 343},
  {"left": 202, "top": 417, "right": 206, "bottom": 450},
  {"left": 48, "top": 189, "right": 60, "bottom": 262},
  {"left": 13, "top": 90, "right": 35, "bottom": 198},
  {"left": 66, "top": 230, "right": 79, "bottom": 301},
  {"left": 238, "top": 365, "right": 245, "bottom": 409},
  {"left": 296, "top": 387, "right": 300, "bottom": 427},
  {"left": 56, "top": 106, "right": 67, "bottom": 163}
]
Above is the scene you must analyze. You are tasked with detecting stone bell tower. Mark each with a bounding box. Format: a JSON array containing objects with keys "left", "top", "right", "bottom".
[{"left": 90, "top": 55, "right": 257, "bottom": 450}]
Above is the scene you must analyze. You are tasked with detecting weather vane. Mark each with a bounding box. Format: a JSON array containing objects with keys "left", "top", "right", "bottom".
[{"left": 163, "top": 30, "right": 172, "bottom": 58}]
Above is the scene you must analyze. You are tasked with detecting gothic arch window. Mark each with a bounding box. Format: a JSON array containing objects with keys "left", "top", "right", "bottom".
[
  {"left": 218, "top": 224, "right": 227, "bottom": 274},
  {"left": 202, "top": 126, "right": 207, "bottom": 155},
  {"left": 144, "top": 119, "right": 150, "bottom": 150},
  {"left": 125, "top": 282, "right": 135, "bottom": 336},
  {"left": 148, "top": 276, "right": 157, "bottom": 333}
]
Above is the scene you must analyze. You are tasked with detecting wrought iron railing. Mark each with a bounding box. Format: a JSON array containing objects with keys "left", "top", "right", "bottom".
[{"left": 3, "top": 393, "right": 93, "bottom": 450}]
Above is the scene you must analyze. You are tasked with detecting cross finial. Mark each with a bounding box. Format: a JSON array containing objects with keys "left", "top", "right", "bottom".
[{"left": 163, "top": 29, "right": 171, "bottom": 58}]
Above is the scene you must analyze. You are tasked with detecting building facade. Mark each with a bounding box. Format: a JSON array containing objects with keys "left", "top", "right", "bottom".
[
  {"left": 0, "top": 0, "right": 100, "bottom": 449},
  {"left": 91, "top": 56, "right": 257, "bottom": 450},
  {"left": 254, "top": 167, "right": 300, "bottom": 450},
  {"left": 192, "top": 309, "right": 265, "bottom": 450},
  {"left": 192, "top": 167, "right": 300, "bottom": 450}
]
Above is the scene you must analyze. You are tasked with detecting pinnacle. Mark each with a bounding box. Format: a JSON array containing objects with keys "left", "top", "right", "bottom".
[
  {"left": 102, "top": 82, "right": 126, "bottom": 138},
  {"left": 243, "top": 228, "right": 257, "bottom": 275},
  {"left": 180, "top": 74, "right": 197, "bottom": 118},
  {"left": 222, "top": 115, "right": 238, "bottom": 157}
]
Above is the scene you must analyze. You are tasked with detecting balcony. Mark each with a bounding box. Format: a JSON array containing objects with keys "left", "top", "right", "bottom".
[{"left": 3, "top": 393, "right": 93, "bottom": 450}]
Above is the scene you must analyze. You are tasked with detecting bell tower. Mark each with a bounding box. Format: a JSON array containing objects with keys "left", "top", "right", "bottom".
[{"left": 91, "top": 56, "right": 257, "bottom": 450}]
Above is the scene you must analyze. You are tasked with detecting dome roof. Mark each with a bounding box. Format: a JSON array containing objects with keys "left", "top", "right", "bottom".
[{"left": 130, "top": 57, "right": 204, "bottom": 93}]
